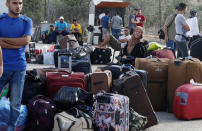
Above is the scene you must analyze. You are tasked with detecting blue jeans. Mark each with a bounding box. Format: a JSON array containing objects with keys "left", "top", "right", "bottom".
[
  {"left": 112, "top": 28, "right": 121, "bottom": 39},
  {"left": 166, "top": 40, "right": 177, "bottom": 52},
  {"left": 0, "top": 70, "right": 26, "bottom": 131}
]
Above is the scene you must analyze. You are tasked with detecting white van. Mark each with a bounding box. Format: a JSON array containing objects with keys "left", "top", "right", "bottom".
[{"left": 87, "top": 0, "right": 130, "bottom": 45}]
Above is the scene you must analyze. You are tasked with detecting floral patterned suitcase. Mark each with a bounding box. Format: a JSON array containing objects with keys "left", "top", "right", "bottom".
[{"left": 93, "top": 92, "right": 129, "bottom": 131}]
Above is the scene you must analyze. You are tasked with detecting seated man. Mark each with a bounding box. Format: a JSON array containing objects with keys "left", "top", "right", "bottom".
[
  {"left": 0, "top": 45, "right": 2, "bottom": 77},
  {"left": 42, "top": 25, "right": 57, "bottom": 44},
  {"left": 70, "top": 19, "right": 82, "bottom": 41},
  {"left": 99, "top": 27, "right": 131, "bottom": 51},
  {"left": 55, "top": 16, "right": 68, "bottom": 36}
]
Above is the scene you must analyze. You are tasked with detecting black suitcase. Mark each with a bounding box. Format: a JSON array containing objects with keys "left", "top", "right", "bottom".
[
  {"left": 90, "top": 48, "right": 112, "bottom": 64},
  {"left": 113, "top": 71, "right": 158, "bottom": 129}
]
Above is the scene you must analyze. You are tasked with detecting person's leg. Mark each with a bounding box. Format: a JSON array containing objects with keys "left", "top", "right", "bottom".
[
  {"left": 7, "top": 70, "right": 26, "bottom": 131},
  {"left": 112, "top": 28, "right": 116, "bottom": 38},
  {"left": 116, "top": 29, "right": 121, "bottom": 39},
  {"left": 176, "top": 41, "right": 188, "bottom": 58},
  {"left": 108, "top": 35, "right": 121, "bottom": 51},
  {"left": 62, "top": 30, "right": 68, "bottom": 36},
  {"left": 99, "top": 34, "right": 110, "bottom": 48},
  {"left": 166, "top": 40, "right": 175, "bottom": 49}
]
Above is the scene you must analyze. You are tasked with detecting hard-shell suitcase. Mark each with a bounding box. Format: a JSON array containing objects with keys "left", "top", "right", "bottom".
[
  {"left": 113, "top": 71, "right": 158, "bottom": 129},
  {"left": 147, "top": 82, "right": 167, "bottom": 111},
  {"left": 89, "top": 70, "right": 112, "bottom": 94},
  {"left": 93, "top": 92, "right": 129, "bottom": 131},
  {"left": 173, "top": 83, "right": 202, "bottom": 120},
  {"left": 135, "top": 58, "right": 169, "bottom": 82},
  {"left": 46, "top": 71, "right": 85, "bottom": 99},
  {"left": 168, "top": 58, "right": 202, "bottom": 112},
  {"left": 190, "top": 38, "right": 202, "bottom": 61}
]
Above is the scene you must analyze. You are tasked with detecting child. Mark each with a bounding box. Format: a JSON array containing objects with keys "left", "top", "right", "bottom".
[{"left": 0, "top": 46, "right": 3, "bottom": 77}]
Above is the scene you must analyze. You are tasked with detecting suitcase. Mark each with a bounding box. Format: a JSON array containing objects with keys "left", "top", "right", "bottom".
[
  {"left": 26, "top": 95, "right": 57, "bottom": 131},
  {"left": 113, "top": 71, "right": 158, "bottom": 129},
  {"left": 147, "top": 82, "right": 167, "bottom": 111},
  {"left": 135, "top": 58, "right": 169, "bottom": 82},
  {"left": 173, "top": 83, "right": 202, "bottom": 120},
  {"left": 190, "top": 38, "right": 202, "bottom": 61},
  {"left": 46, "top": 44, "right": 86, "bottom": 99},
  {"left": 93, "top": 92, "right": 129, "bottom": 131},
  {"left": 89, "top": 70, "right": 112, "bottom": 94},
  {"left": 59, "top": 35, "right": 79, "bottom": 49},
  {"left": 168, "top": 58, "right": 202, "bottom": 112},
  {"left": 46, "top": 71, "right": 85, "bottom": 99},
  {"left": 151, "top": 48, "right": 175, "bottom": 60},
  {"left": 90, "top": 48, "right": 112, "bottom": 64}
]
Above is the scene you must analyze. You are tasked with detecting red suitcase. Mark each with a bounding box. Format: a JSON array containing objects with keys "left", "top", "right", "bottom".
[
  {"left": 46, "top": 71, "right": 85, "bottom": 99},
  {"left": 173, "top": 83, "right": 202, "bottom": 120}
]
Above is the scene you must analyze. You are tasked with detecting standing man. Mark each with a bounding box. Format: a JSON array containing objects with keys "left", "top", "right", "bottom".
[
  {"left": 111, "top": 12, "right": 123, "bottom": 39},
  {"left": 0, "top": 0, "right": 33, "bottom": 131},
  {"left": 128, "top": 8, "right": 138, "bottom": 35},
  {"left": 135, "top": 9, "right": 146, "bottom": 27},
  {"left": 55, "top": 16, "right": 68, "bottom": 36},
  {"left": 164, "top": 6, "right": 178, "bottom": 52},
  {"left": 101, "top": 10, "right": 111, "bottom": 40},
  {"left": 175, "top": 3, "right": 190, "bottom": 57}
]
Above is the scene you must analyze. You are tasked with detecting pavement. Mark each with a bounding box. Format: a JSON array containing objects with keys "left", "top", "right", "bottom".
[{"left": 26, "top": 43, "right": 202, "bottom": 131}]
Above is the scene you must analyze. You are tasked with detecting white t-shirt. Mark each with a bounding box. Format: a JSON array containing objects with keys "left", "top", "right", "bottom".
[
  {"left": 99, "top": 13, "right": 105, "bottom": 20},
  {"left": 186, "top": 17, "right": 200, "bottom": 37},
  {"left": 119, "top": 35, "right": 131, "bottom": 48}
]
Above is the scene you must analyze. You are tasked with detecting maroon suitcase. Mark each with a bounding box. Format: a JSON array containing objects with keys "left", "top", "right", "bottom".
[
  {"left": 151, "top": 49, "right": 175, "bottom": 60},
  {"left": 46, "top": 71, "right": 85, "bottom": 99},
  {"left": 113, "top": 71, "right": 158, "bottom": 129}
]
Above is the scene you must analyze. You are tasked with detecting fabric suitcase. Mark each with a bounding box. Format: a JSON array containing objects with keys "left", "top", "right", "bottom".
[
  {"left": 53, "top": 109, "right": 93, "bottom": 131},
  {"left": 190, "top": 38, "right": 202, "bottom": 61},
  {"left": 135, "top": 58, "right": 169, "bottom": 82},
  {"left": 151, "top": 48, "right": 175, "bottom": 60},
  {"left": 90, "top": 48, "right": 112, "bottom": 64},
  {"left": 93, "top": 92, "right": 129, "bottom": 131},
  {"left": 113, "top": 71, "right": 158, "bottom": 128},
  {"left": 26, "top": 95, "right": 57, "bottom": 131},
  {"left": 147, "top": 82, "right": 167, "bottom": 111},
  {"left": 89, "top": 70, "right": 112, "bottom": 94},
  {"left": 46, "top": 71, "right": 85, "bottom": 99},
  {"left": 173, "top": 83, "right": 202, "bottom": 120},
  {"left": 59, "top": 35, "right": 79, "bottom": 49},
  {"left": 168, "top": 58, "right": 202, "bottom": 112}
]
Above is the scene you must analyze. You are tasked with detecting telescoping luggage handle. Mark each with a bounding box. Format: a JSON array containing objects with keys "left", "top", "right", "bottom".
[{"left": 58, "top": 39, "right": 76, "bottom": 73}]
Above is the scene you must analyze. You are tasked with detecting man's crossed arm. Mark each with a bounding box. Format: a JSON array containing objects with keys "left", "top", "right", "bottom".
[{"left": 0, "top": 35, "right": 31, "bottom": 49}]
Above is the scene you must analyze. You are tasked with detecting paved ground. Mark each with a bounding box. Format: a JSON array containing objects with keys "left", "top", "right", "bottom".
[{"left": 27, "top": 43, "right": 202, "bottom": 131}]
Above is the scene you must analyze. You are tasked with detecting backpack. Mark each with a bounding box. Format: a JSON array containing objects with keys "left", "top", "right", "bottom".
[{"left": 158, "top": 14, "right": 177, "bottom": 40}]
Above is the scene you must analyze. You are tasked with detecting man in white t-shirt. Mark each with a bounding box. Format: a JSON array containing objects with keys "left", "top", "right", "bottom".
[
  {"left": 186, "top": 10, "right": 201, "bottom": 37},
  {"left": 99, "top": 27, "right": 131, "bottom": 51},
  {"left": 119, "top": 27, "right": 131, "bottom": 48}
]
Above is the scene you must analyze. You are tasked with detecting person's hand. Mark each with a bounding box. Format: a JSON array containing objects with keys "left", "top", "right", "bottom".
[
  {"left": 122, "top": 55, "right": 127, "bottom": 59},
  {"left": 164, "top": 36, "right": 168, "bottom": 43}
]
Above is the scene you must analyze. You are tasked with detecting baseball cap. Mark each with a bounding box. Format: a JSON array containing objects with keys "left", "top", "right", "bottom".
[{"left": 60, "top": 16, "right": 64, "bottom": 20}]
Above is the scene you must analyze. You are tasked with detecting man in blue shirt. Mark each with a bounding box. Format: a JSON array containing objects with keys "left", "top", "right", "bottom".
[
  {"left": 101, "top": 10, "right": 111, "bottom": 40},
  {"left": 55, "top": 16, "right": 68, "bottom": 36},
  {"left": 0, "top": 0, "right": 33, "bottom": 130}
]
